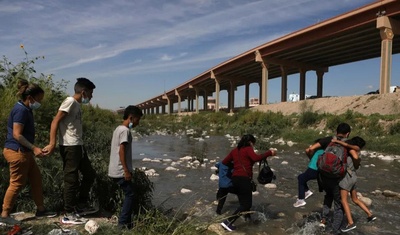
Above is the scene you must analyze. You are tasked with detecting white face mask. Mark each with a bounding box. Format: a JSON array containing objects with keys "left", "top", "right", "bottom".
[
  {"left": 29, "top": 100, "right": 41, "bottom": 110},
  {"left": 82, "top": 97, "right": 90, "bottom": 104}
]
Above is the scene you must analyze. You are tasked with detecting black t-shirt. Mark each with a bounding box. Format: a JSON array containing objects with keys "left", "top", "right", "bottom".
[{"left": 318, "top": 136, "right": 334, "bottom": 150}]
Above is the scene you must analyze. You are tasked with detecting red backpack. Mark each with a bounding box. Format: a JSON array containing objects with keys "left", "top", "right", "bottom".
[{"left": 317, "top": 140, "right": 348, "bottom": 178}]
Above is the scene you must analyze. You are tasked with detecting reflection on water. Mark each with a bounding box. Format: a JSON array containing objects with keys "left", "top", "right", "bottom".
[{"left": 132, "top": 134, "right": 400, "bottom": 234}]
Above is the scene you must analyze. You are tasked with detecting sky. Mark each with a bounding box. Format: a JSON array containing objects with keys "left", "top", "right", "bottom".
[{"left": 1, "top": 0, "right": 399, "bottom": 110}]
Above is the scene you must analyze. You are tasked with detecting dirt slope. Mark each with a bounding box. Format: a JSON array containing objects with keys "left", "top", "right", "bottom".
[{"left": 252, "top": 92, "right": 400, "bottom": 115}]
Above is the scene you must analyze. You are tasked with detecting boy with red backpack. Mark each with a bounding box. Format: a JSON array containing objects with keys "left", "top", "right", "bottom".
[{"left": 306, "top": 123, "right": 351, "bottom": 235}]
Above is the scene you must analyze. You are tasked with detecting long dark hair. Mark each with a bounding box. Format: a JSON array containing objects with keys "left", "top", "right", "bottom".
[{"left": 237, "top": 134, "right": 256, "bottom": 150}]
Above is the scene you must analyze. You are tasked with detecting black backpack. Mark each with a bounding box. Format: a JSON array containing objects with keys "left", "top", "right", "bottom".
[{"left": 257, "top": 159, "right": 276, "bottom": 184}]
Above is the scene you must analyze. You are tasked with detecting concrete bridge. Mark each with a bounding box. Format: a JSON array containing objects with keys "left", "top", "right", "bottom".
[{"left": 136, "top": 0, "right": 400, "bottom": 115}]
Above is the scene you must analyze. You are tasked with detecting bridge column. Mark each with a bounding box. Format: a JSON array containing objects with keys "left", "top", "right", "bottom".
[
  {"left": 203, "top": 89, "right": 208, "bottom": 111},
  {"left": 255, "top": 50, "right": 269, "bottom": 105},
  {"left": 299, "top": 69, "right": 306, "bottom": 100},
  {"left": 316, "top": 70, "right": 325, "bottom": 97},
  {"left": 187, "top": 97, "right": 191, "bottom": 112},
  {"left": 377, "top": 16, "right": 399, "bottom": 94},
  {"left": 194, "top": 88, "right": 199, "bottom": 113},
  {"left": 281, "top": 66, "right": 288, "bottom": 102},
  {"left": 161, "top": 104, "right": 166, "bottom": 114},
  {"left": 228, "top": 81, "right": 235, "bottom": 113},
  {"left": 245, "top": 81, "right": 250, "bottom": 108},
  {"left": 175, "top": 89, "right": 181, "bottom": 114},
  {"left": 211, "top": 71, "right": 220, "bottom": 112}
]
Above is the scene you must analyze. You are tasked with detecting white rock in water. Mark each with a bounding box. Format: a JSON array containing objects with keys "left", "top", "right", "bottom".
[
  {"left": 383, "top": 190, "right": 400, "bottom": 197},
  {"left": 359, "top": 196, "right": 372, "bottom": 206},
  {"left": 377, "top": 154, "right": 385, "bottom": 159},
  {"left": 142, "top": 158, "right": 152, "bottom": 162},
  {"left": 252, "top": 191, "right": 259, "bottom": 195},
  {"left": 294, "top": 152, "right": 300, "bottom": 155},
  {"left": 151, "top": 159, "right": 161, "bottom": 163},
  {"left": 281, "top": 161, "right": 288, "bottom": 165},
  {"left": 181, "top": 188, "right": 192, "bottom": 194},
  {"left": 225, "top": 134, "right": 231, "bottom": 138},
  {"left": 192, "top": 160, "right": 200, "bottom": 165},
  {"left": 85, "top": 220, "right": 99, "bottom": 234},
  {"left": 165, "top": 166, "right": 179, "bottom": 171},
  {"left": 210, "top": 166, "right": 218, "bottom": 171},
  {"left": 287, "top": 141, "right": 294, "bottom": 147},
  {"left": 381, "top": 156, "right": 394, "bottom": 161},
  {"left": 180, "top": 156, "right": 193, "bottom": 161},
  {"left": 210, "top": 174, "right": 219, "bottom": 181},
  {"left": 139, "top": 153, "right": 145, "bottom": 156},
  {"left": 265, "top": 183, "right": 277, "bottom": 189},
  {"left": 171, "top": 161, "right": 180, "bottom": 166},
  {"left": 145, "top": 169, "right": 158, "bottom": 176},
  {"left": 163, "top": 159, "right": 172, "bottom": 162},
  {"left": 277, "top": 212, "right": 285, "bottom": 217},
  {"left": 176, "top": 174, "right": 186, "bottom": 178}
]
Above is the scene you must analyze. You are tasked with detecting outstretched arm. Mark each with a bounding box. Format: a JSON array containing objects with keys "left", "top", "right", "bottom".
[
  {"left": 306, "top": 142, "right": 321, "bottom": 159},
  {"left": 331, "top": 139, "right": 360, "bottom": 152},
  {"left": 43, "top": 110, "right": 67, "bottom": 155}
]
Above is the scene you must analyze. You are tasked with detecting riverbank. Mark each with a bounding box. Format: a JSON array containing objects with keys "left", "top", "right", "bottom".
[{"left": 252, "top": 93, "right": 400, "bottom": 115}]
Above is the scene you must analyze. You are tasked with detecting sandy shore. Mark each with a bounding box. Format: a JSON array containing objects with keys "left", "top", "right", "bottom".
[{"left": 252, "top": 92, "right": 400, "bottom": 115}]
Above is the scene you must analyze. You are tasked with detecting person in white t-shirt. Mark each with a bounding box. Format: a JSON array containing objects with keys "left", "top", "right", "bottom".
[
  {"left": 43, "top": 77, "right": 96, "bottom": 225},
  {"left": 108, "top": 105, "right": 143, "bottom": 230}
]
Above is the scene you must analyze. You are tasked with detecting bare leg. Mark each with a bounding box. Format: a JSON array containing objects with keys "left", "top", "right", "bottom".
[
  {"left": 341, "top": 189, "right": 354, "bottom": 225},
  {"left": 350, "top": 189, "right": 373, "bottom": 217}
]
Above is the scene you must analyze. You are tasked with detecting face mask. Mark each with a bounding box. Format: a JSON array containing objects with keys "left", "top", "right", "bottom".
[
  {"left": 128, "top": 122, "right": 134, "bottom": 129},
  {"left": 30, "top": 101, "right": 41, "bottom": 110},
  {"left": 82, "top": 97, "right": 90, "bottom": 104}
]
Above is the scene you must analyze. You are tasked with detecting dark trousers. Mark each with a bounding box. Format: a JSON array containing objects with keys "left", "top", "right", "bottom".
[
  {"left": 320, "top": 174, "right": 343, "bottom": 235},
  {"left": 114, "top": 178, "right": 135, "bottom": 228},
  {"left": 216, "top": 187, "right": 235, "bottom": 214},
  {"left": 226, "top": 176, "right": 252, "bottom": 224},
  {"left": 297, "top": 168, "right": 318, "bottom": 199},
  {"left": 60, "top": 145, "right": 96, "bottom": 212}
]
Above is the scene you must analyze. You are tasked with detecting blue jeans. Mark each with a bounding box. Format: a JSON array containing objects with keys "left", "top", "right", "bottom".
[
  {"left": 113, "top": 178, "right": 135, "bottom": 228},
  {"left": 297, "top": 168, "right": 318, "bottom": 199}
]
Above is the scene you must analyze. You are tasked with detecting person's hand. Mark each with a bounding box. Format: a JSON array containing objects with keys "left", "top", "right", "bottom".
[
  {"left": 269, "top": 148, "right": 277, "bottom": 156},
  {"left": 42, "top": 144, "right": 55, "bottom": 156},
  {"left": 33, "top": 146, "right": 44, "bottom": 158},
  {"left": 124, "top": 171, "right": 132, "bottom": 181}
]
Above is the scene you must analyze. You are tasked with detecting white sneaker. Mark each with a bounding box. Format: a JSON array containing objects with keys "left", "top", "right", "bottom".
[
  {"left": 293, "top": 199, "right": 306, "bottom": 207},
  {"left": 61, "top": 213, "right": 88, "bottom": 225},
  {"left": 305, "top": 190, "right": 313, "bottom": 200}
]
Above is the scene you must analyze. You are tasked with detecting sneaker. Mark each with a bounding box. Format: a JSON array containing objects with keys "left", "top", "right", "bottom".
[
  {"left": 305, "top": 190, "right": 314, "bottom": 200},
  {"left": 61, "top": 213, "right": 88, "bottom": 225},
  {"left": 0, "top": 216, "right": 21, "bottom": 225},
  {"left": 220, "top": 220, "right": 236, "bottom": 232},
  {"left": 76, "top": 203, "right": 98, "bottom": 215},
  {"left": 319, "top": 218, "right": 326, "bottom": 228},
  {"left": 341, "top": 223, "right": 356, "bottom": 232},
  {"left": 293, "top": 199, "right": 306, "bottom": 207},
  {"left": 35, "top": 209, "right": 57, "bottom": 218},
  {"left": 367, "top": 215, "right": 377, "bottom": 222}
]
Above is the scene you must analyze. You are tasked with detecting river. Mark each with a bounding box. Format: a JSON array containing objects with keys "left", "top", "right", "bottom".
[{"left": 131, "top": 133, "right": 400, "bottom": 235}]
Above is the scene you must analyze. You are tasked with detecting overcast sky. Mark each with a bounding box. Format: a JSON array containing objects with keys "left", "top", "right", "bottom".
[{"left": 1, "top": 0, "right": 399, "bottom": 110}]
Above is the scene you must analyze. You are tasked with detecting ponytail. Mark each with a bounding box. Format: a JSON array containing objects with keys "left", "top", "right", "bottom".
[{"left": 17, "top": 79, "right": 44, "bottom": 101}]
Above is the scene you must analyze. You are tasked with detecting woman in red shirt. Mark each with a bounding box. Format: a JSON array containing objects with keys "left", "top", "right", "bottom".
[{"left": 220, "top": 134, "right": 276, "bottom": 232}]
